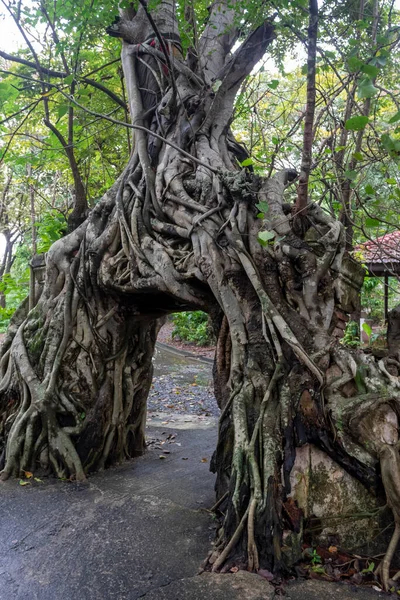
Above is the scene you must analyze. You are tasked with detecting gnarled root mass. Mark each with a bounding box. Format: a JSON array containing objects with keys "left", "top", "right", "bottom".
[{"left": 1, "top": 0, "right": 400, "bottom": 590}]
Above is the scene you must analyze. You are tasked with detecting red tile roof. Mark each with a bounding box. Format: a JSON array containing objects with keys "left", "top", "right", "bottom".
[{"left": 357, "top": 231, "right": 400, "bottom": 264}]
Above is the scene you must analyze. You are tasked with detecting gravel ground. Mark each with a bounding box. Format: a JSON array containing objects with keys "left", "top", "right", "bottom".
[
  {"left": 147, "top": 373, "right": 220, "bottom": 417},
  {"left": 148, "top": 343, "right": 220, "bottom": 417},
  {"left": 147, "top": 376, "right": 219, "bottom": 417},
  {"left": 147, "top": 321, "right": 220, "bottom": 418}
]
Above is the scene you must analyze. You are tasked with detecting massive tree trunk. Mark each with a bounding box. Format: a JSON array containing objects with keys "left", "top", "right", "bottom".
[{"left": 1, "top": 0, "right": 400, "bottom": 589}]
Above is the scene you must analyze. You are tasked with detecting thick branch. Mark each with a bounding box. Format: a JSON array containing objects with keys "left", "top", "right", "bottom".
[
  {"left": 201, "top": 22, "right": 275, "bottom": 132},
  {"left": 296, "top": 0, "right": 318, "bottom": 212},
  {"left": 199, "top": 0, "right": 240, "bottom": 83}
]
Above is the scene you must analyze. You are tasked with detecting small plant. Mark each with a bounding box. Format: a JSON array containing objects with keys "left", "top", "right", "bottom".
[
  {"left": 310, "top": 548, "right": 325, "bottom": 574},
  {"left": 342, "top": 320, "right": 360, "bottom": 347},
  {"left": 310, "top": 548, "right": 322, "bottom": 566},
  {"left": 172, "top": 311, "right": 213, "bottom": 346}
]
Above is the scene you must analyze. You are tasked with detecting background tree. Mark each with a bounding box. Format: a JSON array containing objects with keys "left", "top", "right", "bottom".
[
  {"left": 1, "top": 0, "right": 400, "bottom": 591},
  {"left": 0, "top": 0, "right": 129, "bottom": 230}
]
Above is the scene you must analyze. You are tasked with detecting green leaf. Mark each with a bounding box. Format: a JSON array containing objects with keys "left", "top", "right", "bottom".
[
  {"left": 374, "top": 55, "right": 387, "bottom": 67},
  {"left": 362, "top": 322, "right": 372, "bottom": 337},
  {"left": 19, "top": 480, "right": 30, "bottom": 486},
  {"left": 240, "top": 158, "right": 254, "bottom": 167},
  {"left": 361, "top": 562, "right": 375, "bottom": 574},
  {"left": 57, "top": 104, "right": 69, "bottom": 119},
  {"left": 386, "top": 178, "right": 396, "bottom": 184},
  {"left": 347, "top": 56, "right": 363, "bottom": 72},
  {"left": 301, "top": 64, "right": 308, "bottom": 75},
  {"left": 258, "top": 230, "right": 275, "bottom": 246},
  {"left": 64, "top": 74, "right": 74, "bottom": 85},
  {"left": 365, "top": 184, "right": 375, "bottom": 195},
  {"left": 255, "top": 201, "right": 269, "bottom": 214},
  {"left": 345, "top": 116, "right": 369, "bottom": 131},
  {"left": 361, "top": 64, "right": 379, "bottom": 78},
  {"left": 358, "top": 80, "right": 378, "bottom": 99},
  {"left": 352, "top": 152, "right": 363, "bottom": 161},
  {"left": 365, "top": 217, "right": 380, "bottom": 227},
  {"left": 344, "top": 170, "right": 357, "bottom": 180},
  {"left": 271, "top": 136, "right": 279, "bottom": 145},
  {"left": 389, "top": 111, "right": 400, "bottom": 124},
  {"left": 381, "top": 133, "right": 395, "bottom": 152},
  {"left": 267, "top": 80, "right": 279, "bottom": 90}
]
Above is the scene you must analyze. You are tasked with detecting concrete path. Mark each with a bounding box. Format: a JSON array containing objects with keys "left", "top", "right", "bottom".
[
  {"left": 0, "top": 414, "right": 218, "bottom": 599},
  {"left": 0, "top": 411, "right": 383, "bottom": 600}
]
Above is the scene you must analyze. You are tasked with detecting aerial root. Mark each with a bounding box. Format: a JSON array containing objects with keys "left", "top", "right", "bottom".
[
  {"left": 211, "top": 505, "right": 250, "bottom": 572},
  {"left": 247, "top": 497, "right": 259, "bottom": 571},
  {"left": 375, "top": 521, "right": 400, "bottom": 590},
  {"left": 1, "top": 403, "right": 86, "bottom": 482}
]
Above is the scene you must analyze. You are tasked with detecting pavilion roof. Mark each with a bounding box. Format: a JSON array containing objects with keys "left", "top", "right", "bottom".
[{"left": 356, "top": 231, "right": 400, "bottom": 267}]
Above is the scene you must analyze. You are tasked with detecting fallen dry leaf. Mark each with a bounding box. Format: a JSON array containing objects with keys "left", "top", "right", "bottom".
[
  {"left": 19, "top": 480, "right": 30, "bottom": 486},
  {"left": 24, "top": 471, "right": 33, "bottom": 479},
  {"left": 159, "top": 455, "right": 166, "bottom": 459},
  {"left": 201, "top": 458, "right": 208, "bottom": 463},
  {"left": 258, "top": 569, "right": 274, "bottom": 581},
  {"left": 182, "top": 457, "right": 188, "bottom": 460}
]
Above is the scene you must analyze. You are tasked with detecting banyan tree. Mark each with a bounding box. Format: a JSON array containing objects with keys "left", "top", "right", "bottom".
[{"left": 1, "top": 0, "right": 400, "bottom": 590}]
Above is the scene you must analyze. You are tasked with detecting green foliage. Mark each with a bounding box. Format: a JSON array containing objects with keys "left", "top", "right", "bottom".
[
  {"left": 172, "top": 311, "right": 213, "bottom": 346},
  {"left": 361, "top": 277, "right": 399, "bottom": 321},
  {"left": 0, "top": 264, "right": 29, "bottom": 332},
  {"left": 36, "top": 211, "right": 67, "bottom": 253}
]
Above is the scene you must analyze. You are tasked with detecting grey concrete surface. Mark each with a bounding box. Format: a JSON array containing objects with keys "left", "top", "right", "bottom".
[
  {"left": 0, "top": 413, "right": 384, "bottom": 600},
  {"left": 140, "top": 572, "right": 383, "bottom": 600},
  {"left": 0, "top": 415, "right": 218, "bottom": 600}
]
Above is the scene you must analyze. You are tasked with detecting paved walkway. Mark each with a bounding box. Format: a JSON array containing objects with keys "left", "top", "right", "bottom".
[
  {"left": 0, "top": 411, "right": 383, "bottom": 599},
  {"left": 0, "top": 414, "right": 218, "bottom": 599}
]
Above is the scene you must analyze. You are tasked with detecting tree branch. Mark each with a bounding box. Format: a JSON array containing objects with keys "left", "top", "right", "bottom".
[
  {"left": 199, "top": 0, "right": 240, "bottom": 83},
  {"left": 296, "top": 0, "right": 318, "bottom": 213},
  {"left": 0, "top": 51, "right": 127, "bottom": 108},
  {"left": 201, "top": 21, "right": 275, "bottom": 131}
]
